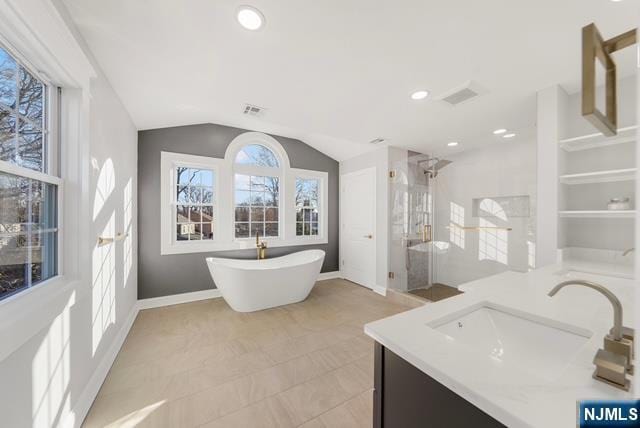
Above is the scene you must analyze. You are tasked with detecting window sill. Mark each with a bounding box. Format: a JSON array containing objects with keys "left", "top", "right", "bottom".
[
  {"left": 161, "top": 236, "right": 329, "bottom": 255},
  {"left": 0, "top": 275, "right": 82, "bottom": 362}
]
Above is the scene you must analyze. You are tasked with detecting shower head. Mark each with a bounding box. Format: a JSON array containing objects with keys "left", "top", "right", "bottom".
[{"left": 418, "top": 157, "right": 452, "bottom": 178}]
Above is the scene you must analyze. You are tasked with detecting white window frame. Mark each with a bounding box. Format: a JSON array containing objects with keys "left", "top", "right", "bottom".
[
  {"left": 160, "top": 132, "right": 328, "bottom": 255},
  {"left": 160, "top": 151, "right": 225, "bottom": 255},
  {"left": 0, "top": 39, "right": 63, "bottom": 303},
  {"left": 290, "top": 169, "right": 328, "bottom": 243},
  {"left": 227, "top": 132, "right": 286, "bottom": 244}
]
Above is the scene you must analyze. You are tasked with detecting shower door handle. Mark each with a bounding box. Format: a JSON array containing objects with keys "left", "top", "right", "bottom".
[{"left": 422, "top": 225, "right": 432, "bottom": 243}]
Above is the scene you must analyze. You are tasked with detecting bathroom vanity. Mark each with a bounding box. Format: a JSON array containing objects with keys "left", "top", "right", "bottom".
[
  {"left": 373, "top": 343, "right": 504, "bottom": 428},
  {"left": 365, "top": 265, "right": 635, "bottom": 428}
]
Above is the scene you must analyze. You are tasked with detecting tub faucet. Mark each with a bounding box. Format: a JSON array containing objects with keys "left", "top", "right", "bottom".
[
  {"left": 255, "top": 231, "right": 267, "bottom": 260},
  {"left": 548, "top": 280, "right": 634, "bottom": 390},
  {"left": 623, "top": 248, "right": 635, "bottom": 257}
]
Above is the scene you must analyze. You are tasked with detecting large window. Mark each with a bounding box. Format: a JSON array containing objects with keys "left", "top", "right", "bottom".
[
  {"left": 160, "top": 132, "right": 328, "bottom": 255},
  {"left": 176, "top": 167, "right": 215, "bottom": 241},
  {"left": 0, "top": 44, "right": 59, "bottom": 301},
  {"left": 233, "top": 144, "right": 281, "bottom": 239},
  {"left": 234, "top": 174, "right": 279, "bottom": 238}
]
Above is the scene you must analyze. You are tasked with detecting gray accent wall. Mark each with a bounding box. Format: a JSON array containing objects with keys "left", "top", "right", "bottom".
[{"left": 138, "top": 123, "right": 339, "bottom": 299}]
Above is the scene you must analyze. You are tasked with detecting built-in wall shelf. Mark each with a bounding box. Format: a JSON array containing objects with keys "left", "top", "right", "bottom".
[
  {"left": 559, "top": 125, "right": 637, "bottom": 152},
  {"left": 559, "top": 168, "right": 637, "bottom": 185},
  {"left": 559, "top": 210, "right": 636, "bottom": 218}
]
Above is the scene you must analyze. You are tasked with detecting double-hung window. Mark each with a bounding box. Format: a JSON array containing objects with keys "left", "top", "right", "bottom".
[
  {"left": 233, "top": 144, "right": 281, "bottom": 239},
  {"left": 176, "top": 167, "right": 215, "bottom": 241},
  {"left": 0, "top": 44, "right": 60, "bottom": 301},
  {"left": 161, "top": 152, "right": 222, "bottom": 254},
  {"left": 295, "top": 178, "right": 320, "bottom": 236}
]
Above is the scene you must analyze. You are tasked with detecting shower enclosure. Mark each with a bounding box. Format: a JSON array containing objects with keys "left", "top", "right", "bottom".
[{"left": 388, "top": 147, "right": 534, "bottom": 301}]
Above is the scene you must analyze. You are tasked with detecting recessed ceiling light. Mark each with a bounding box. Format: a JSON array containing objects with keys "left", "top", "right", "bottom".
[
  {"left": 411, "top": 90, "right": 429, "bottom": 100},
  {"left": 237, "top": 6, "right": 265, "bottom": 30},
  {"left": 503, "top": 133, "right": 516, "bottom": 138},
  {"left": 447, "top": 141, "right": 459, "bottom": 147},
  {"left": 493, "top": 128, "right": 507, "bottom": 135}
]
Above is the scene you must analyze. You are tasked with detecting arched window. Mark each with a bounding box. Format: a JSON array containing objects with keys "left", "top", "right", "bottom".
[
  {"left": 234, "top": 144, "right": 280, "bottom": 167},
  {"left": 228, "top": 134, "right": 287, "bottom": 239},
  {"left": 161, "top": 131, "right": 328, "bottom": 255}
]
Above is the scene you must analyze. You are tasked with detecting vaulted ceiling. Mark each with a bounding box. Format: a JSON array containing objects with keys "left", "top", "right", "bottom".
[{"left": 62, "top": 0, "right": 638, "bottom": 160}]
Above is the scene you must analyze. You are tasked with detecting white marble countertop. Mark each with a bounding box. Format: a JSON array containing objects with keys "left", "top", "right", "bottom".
[{"left": 365, "top": 265, "right": 636, "bottom": 428}]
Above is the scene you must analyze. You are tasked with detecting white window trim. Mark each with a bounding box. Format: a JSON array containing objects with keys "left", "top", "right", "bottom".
[
  {"left": 0, "top": 0, "right": 97, "bottom": 360},
  {"left": 160, "top": 132, "right": 329, "bottom": 255},
  {"left": 289, "top": 168, "right": 328, "bottom": 243},
  {"left": 0, "top": 39, "right": 64, "bottom": 304},
  {"left": 160, "top": 151, "right": 226, "bottom": 255}
]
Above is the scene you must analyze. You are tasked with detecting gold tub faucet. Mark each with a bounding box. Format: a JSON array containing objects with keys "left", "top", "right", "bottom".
[{"left": 256, "top": 231, "right": 267, "bottom": 260}]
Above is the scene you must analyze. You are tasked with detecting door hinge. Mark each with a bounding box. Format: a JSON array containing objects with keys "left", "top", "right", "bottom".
[
  {"left": 388, "top": 271, "right": 395, "bottom": 279},
  {"left": 389, "top": 170, "right": 396, "bottom": 178}
]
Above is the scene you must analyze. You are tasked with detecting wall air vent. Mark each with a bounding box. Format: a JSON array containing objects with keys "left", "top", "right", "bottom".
[
  {"left": 242, "top": 103, "right": 266, "bottom": 117},
  {"left": 437, "top": 81, "right": 486, "bottom": 107}
]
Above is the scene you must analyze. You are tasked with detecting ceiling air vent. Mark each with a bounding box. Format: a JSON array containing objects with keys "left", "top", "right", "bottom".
[
  {"left": 242, "top": 103, "right": 266, "bottom": 117},
  {"left": 369, "top": 138, "right": 386, "bottom": 145},
  {"left": 437, "top": 81, "right": 486, "bottom": 107}
]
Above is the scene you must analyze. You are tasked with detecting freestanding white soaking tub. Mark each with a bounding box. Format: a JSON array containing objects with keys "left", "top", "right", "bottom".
[{"left": 205, "top": 249, "right": 325, "bottom": 312}]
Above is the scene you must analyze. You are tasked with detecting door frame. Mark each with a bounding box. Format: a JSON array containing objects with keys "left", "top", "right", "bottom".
[{"left": 340, "top": 167, "right": 377, "bottom": 289}]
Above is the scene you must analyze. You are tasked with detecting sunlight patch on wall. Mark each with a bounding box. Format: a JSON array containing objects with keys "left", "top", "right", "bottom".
[
  {"left": 478, "top": 218, "right": 508, "bottom": 264},
  {"left": 123, "top": 178, "right": 133, "bottom": 287},
  {"left": 32, "top": 292, "right": 75, "bottom": 428},
  {"left": 93, "top": 159, "right": 115, "bottom": 221},
  {"left": 477, "top": 198, "right": 509, "bottom": 265},
  {"left": 92, "top": 212, "right": 116, "bottom": 355},
  {"left": 449, "top": 202, "right": 465, "bottom": 249}
]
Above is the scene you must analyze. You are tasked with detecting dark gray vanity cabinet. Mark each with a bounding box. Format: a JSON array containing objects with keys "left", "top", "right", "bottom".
[{"left": 373, "top": 343, "right": 506, "bottom": 428}]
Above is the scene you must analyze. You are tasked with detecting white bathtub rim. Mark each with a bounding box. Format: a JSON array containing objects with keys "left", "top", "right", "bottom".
[{"left": 206, "top": 249, "right": 325, "bottom": 271}]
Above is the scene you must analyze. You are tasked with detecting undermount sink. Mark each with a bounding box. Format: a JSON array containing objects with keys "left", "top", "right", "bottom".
[{"left": 428, "top": 303, "right": 592, "bottom": 381}]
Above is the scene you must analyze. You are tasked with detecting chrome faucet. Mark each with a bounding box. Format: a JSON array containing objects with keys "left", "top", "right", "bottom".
[
  {"left": 548, "top": 280, "right": 634, "bottom": 390},
  {"left": 622, "top": 248, "right": 635, "bottom": 257}
]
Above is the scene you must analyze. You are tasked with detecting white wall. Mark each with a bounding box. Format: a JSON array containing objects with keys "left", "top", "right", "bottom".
[
  {"left": 433, "top": 139, "right": 537, "bottom": 286},
  {"left": 0, "top": 1, "right": 137, "bottom": 427},
  {"left": 339, "top": 147, "right": 389, "bottom": 293},
  {"left": 536, "top": 85, "right": 568, "bottom": 267}
]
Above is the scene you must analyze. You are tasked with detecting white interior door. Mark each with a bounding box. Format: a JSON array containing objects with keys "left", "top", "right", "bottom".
[{"left": 341, "top": 168, "right": 376, "bottom": 289}]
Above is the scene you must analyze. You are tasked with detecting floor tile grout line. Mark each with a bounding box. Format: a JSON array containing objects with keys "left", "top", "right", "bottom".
[
  {"left": 292, "top": 387, "right": 374, "bottom": 428},
  {"left": 193, "top": 359, "right": 375, "bottom": 428}
]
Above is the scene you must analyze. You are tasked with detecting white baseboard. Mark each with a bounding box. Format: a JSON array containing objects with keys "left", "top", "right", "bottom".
[
  {"left": 66, "top": 301, "right": 139, "bottom": 428},
  {"left": 317, "top": 271, "right": 342, "bottom": 281},
  {"left": 373, "top": 285, "right": 387, "bottom": 296},
  {"left": 137, "top": 288, "right": 222, "bottom": 310}
]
